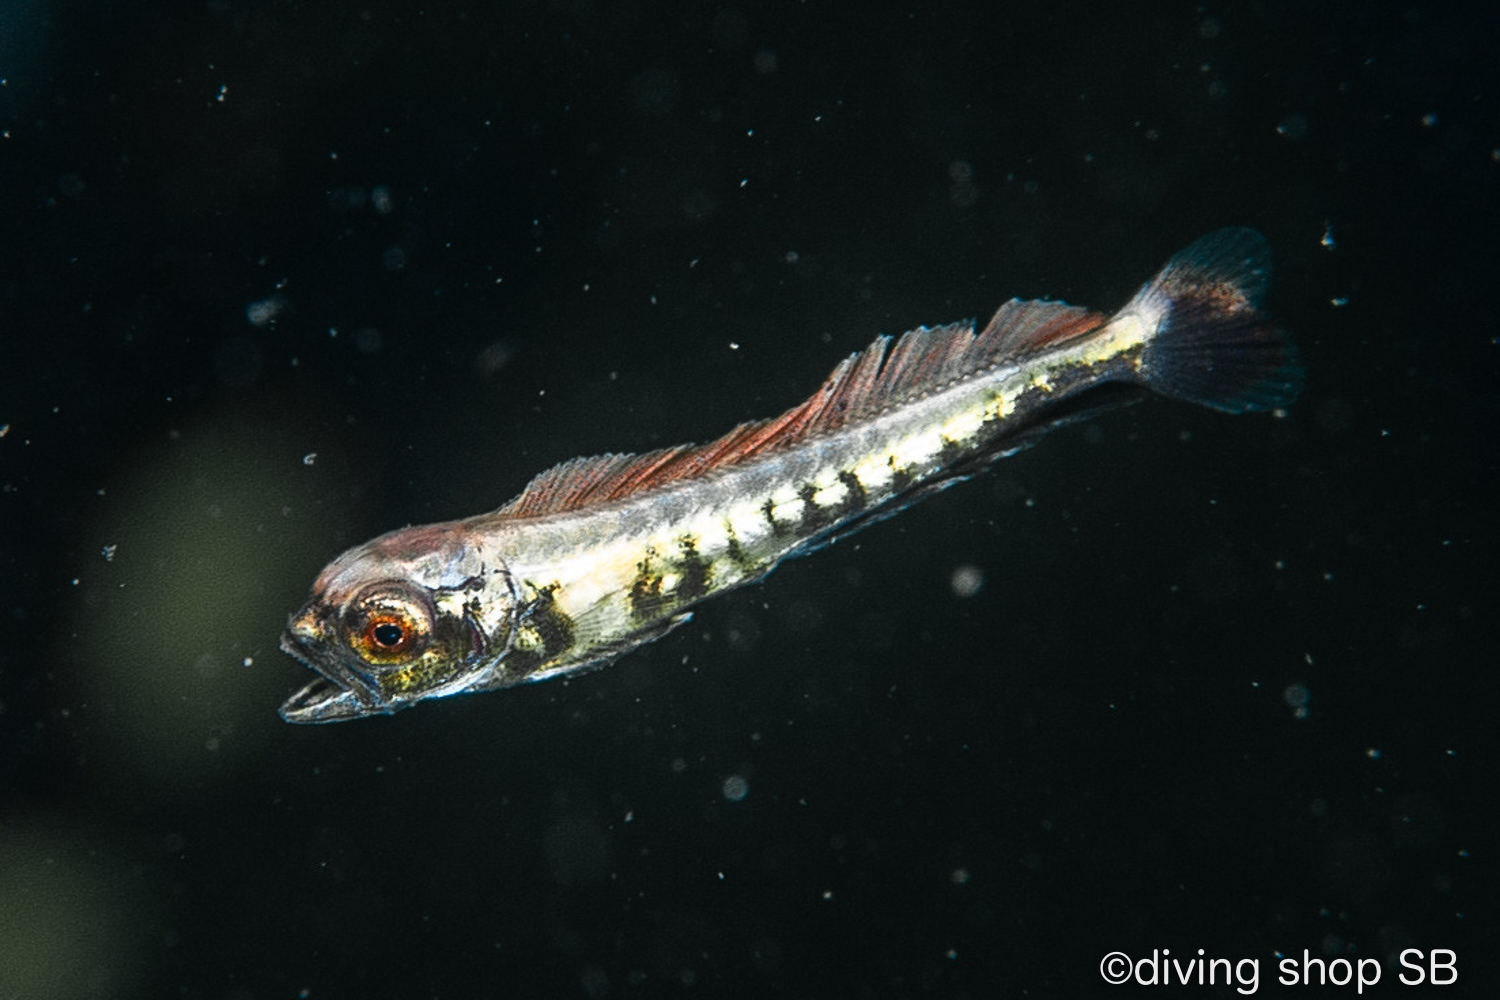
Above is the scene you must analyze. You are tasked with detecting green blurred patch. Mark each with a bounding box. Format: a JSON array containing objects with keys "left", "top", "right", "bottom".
[
  {"left": 65, "top": 407, "right": 351, "bottom": 787},
  {"left": 0, "top": 823, "right": 141, "bottom": 1000}
]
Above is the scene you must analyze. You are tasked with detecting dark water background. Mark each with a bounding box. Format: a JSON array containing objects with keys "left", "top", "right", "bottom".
[{"left": 2, "top": 2, "right": 1495, "bottom": 997}]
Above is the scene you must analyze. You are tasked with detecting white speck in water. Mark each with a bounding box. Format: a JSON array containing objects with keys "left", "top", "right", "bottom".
[
  {"left": 1365, "top": 748, "right": 1382, "bottom": 760},
  {"left": 948, "top": 158, "right": 979, "bottom": 207},
  {"left": 216, "top": 84, "right": 228, "bottom": 103},
  {"left": 1283, "top": 682, "right": 1311, "bottom": 720},
  {"left": 579, "top": 966, "right": 609, "bottom": 999},
  {"left": 1330, "top": 296, "right": 1349, "bottom": 307},
  {"left": 302, "top": 453, "right": 317, "bottom": 466},
  {"left": 102, "top": 544, "right": 117, "bottom": 561},
  {"left": 242, "top": 656, "right": 254, "bottom": 668},
  {"left": 950, "top": 564, "right": 984, "bottom": 598},
  {"left": 476, "top": 340, "right": 515, "bottom": 377},
  {"left": 721, "top": 774, "right": 749, "bottom": 801},
  {"left": 1421, "top": 111, "right": 1438, "bottom": 128},
  {"left": 245, "top": 295, "right": 286, "bottom": 327},
  {"left": 1321, "top": 222, "right": 1337, "bottom": 250},
  {"left": 0, "top": 423, "right": 8, "bottom": 437},
  {"left": 1276, "top": 113, "right": 1308, "bottom": 140},
  {"left": 950, "top": 868, "right": 970, "bottom": 885}
]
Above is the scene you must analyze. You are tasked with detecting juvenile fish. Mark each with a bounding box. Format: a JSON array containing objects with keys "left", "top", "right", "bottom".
[{"left": 280, "top": 228, "right": 1302, "bottom": 723}]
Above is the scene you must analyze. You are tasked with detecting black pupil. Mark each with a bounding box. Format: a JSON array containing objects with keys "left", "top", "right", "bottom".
[{"left": 372, "top": 622, "right": 405, "bottom": 647}]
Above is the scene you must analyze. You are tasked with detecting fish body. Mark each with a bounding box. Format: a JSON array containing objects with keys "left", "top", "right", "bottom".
[{"left": 280, "top": 228, "right": 1302, "bottom": 723}]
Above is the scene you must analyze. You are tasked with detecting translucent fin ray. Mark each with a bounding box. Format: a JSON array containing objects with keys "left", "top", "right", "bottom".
[{"left": 1130, "top": 227, "right": 1304, "bottom": 413}]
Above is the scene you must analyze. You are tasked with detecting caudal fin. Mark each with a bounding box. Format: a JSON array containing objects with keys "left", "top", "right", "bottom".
[{"left": 1127, "top": 227, "right": 1304, "bottom": 413}]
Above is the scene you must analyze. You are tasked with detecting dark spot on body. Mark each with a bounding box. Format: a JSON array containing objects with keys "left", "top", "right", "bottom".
[
  {"left": 888, "top": 459, "right": 916, "bottom": 493},
  {"left": 724, "top": 520, "right": 759, "bottom": 575},
  {"left": 629, "top": 548, "right": 667, "bottom": 624},
  {"left": 937, "top": 435, "right": 966, "bottom": 467},
  {"left": 761, "top": 497, "right": 790, "bottom": 536},
  {"left": 796, "top": 482, "right": 836, "bottom": 533},
  {"left": 675, "top": 535, "right": 712, "bottom": 603},
  {"left": 509, "top": 581, "right": 575, "bottom": 676},
  {"left": 837, "top": 470, "right": 867, "bottom": 513},
  {"left": 504, "top": 645, "right": 544, "bottom": 678},
  {"left": 976, "top": 397, "right": 1008, "bottom": 435}
]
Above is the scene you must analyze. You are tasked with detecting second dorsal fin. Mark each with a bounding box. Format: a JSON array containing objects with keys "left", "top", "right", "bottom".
[{"left": 495, "top": 298, "right": 1104, "bottom": 518}]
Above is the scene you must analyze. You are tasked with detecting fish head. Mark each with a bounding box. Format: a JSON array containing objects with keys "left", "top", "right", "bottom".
[{"left": 279, "top": 522, "right": 515, "bottom": 723}]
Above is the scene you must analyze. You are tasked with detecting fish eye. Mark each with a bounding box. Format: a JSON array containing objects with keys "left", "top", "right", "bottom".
[
  {"left": 344, "top": 584, "right": 433, "bottom": 666},
  {"left": 371, "top": 621, "right": 406, "bottom": 648}
]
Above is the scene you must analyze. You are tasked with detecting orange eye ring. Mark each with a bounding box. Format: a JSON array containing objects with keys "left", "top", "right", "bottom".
[
  {"left": 344, "top": 584, "right": 433, "bottom": 666},
  {"left": 365, "top": 614, "right": 415, "bottom": 654}
]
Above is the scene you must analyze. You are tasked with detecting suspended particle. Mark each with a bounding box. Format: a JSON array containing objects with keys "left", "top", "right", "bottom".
[
  {"left": 1283, "top": 682, "right": 1311, "bottom": 720},
  {"left": 950, "top": 565, "right": 984, "bottom": 598}
]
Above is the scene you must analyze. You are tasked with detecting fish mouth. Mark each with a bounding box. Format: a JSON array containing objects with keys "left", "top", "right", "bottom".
[
  {"left": 279, "top": 675, "right": 373, "bottom": 724},
  {"left": 278, "top": 629, "right": 386, "bottom": 724}
]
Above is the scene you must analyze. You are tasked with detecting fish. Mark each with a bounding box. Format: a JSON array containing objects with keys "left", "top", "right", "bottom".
[{"left": 279, "top": 227, "right": 1302, "bottom": 723}]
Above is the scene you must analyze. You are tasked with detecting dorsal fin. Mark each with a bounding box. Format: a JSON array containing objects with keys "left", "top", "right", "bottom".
[{"left": 495, "top": 298, "right": 1104, "bottom": 518}]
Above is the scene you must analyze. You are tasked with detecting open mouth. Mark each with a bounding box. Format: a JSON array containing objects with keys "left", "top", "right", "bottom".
[{"left": 279, "top": 630, "right": 381, "bottom": 724}]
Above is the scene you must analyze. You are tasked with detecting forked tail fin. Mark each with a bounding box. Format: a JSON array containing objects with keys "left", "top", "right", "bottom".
[{"left": 1126, "top": 228, "right": 1304, "bottom": 413}]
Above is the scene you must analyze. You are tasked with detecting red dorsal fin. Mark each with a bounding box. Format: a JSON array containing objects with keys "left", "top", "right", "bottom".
[{"left": 496, "top": 298, "right": 1104, "bottom": 518}]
